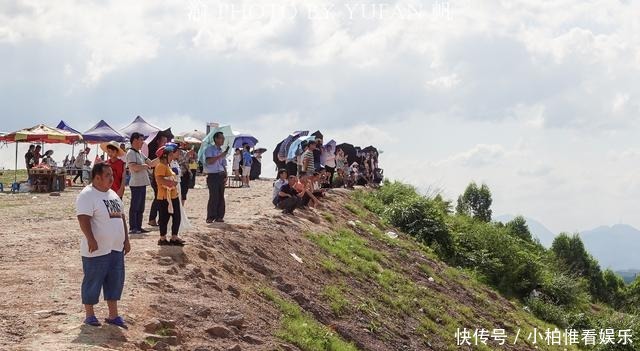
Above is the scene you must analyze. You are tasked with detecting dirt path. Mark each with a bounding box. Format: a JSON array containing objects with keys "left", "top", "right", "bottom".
[{"left": 0, "top": 176, "right": 280, "bottom": 350}]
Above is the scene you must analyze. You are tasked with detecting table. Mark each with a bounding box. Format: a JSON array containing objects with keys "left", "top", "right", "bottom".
[{"left": 28, "top": 168, "right": 66, "bottom": 192}]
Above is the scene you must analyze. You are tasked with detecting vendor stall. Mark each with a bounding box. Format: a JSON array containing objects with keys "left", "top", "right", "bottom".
[{"left": 28, "top": 167, "right": 66, "bottom": 192}]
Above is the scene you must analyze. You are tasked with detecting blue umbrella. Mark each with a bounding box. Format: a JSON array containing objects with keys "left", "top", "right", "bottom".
[
  {"left": 198, "top": 125, "right": 234, "bottom": 164},
  {"left": 287, "top": 138, "right": 305, "bottom": 161},
  {"left": 232, "top": 134, "right": 258, "bottom": 148},
  {"left": 277, "top": 131, "right": 309, "bottom": 161}
]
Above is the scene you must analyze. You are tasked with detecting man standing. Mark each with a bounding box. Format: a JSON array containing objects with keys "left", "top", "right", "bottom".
[
  {"left": 24, "top": 145, "right": 35, "bottom": 169},
  {"left": 76, "top": 163, "right": 130, "bottom": 328},
  {"left": 73, "top": 148, "right": 91, "bottom": 184},
  {"left": 126, "top": 132, "right": 157, "bottom": 234},
  {"left": 205, "top": 132, "right": 228, "bottom": 223}
]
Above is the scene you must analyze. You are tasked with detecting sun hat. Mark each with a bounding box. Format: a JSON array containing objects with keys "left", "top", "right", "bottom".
[{"left": 100, "top": 141, "right": 125, "bottom": 157}]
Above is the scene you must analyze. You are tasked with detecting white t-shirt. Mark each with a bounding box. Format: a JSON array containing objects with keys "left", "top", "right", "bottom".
[
  {"left": 273, "top": 179, "right": 286, "bottom": 201},
  {"left": 76, "top": 185, "right": 126, "bottom": 258},
  {"left": 126, "top": 148, "right": 150, "bottom": 187}
]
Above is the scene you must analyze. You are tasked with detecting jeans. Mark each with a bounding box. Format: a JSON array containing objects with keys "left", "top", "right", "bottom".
[
  {"left": 129, "top": 186, "right": 146, "bottom": 231},
  {"left": 73, "top": 168, "right": 83, "bottom": 183},
  {"left": 207, "top": 173, "right": 226, "bottom": 221}
]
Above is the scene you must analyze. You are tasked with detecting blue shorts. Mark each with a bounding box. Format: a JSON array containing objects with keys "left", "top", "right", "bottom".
[{"left": 81, "top": 250, "right": 125, "bottom": 305}]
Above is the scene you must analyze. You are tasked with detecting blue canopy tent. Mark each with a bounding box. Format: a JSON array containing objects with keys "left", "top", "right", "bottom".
[
  {"left": 56, "top": 120, "right": 84, "bottom": 159},
  {"left": 83, "top": 120, "right": 127, "bottom": 143},
  {"left": 120, "top": 115, "right": 161, "bottom": 138},
  {"left": 56, "top": 120, "right": 82, "bottom": 135}
]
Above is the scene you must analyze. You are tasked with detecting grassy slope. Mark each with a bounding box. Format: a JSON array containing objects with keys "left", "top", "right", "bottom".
[{"left": 261, "top": 191, "right": 581, "bottom": 351}]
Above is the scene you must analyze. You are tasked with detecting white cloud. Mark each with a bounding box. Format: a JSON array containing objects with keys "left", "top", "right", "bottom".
[
  {"left": 425, "top": 74, "right": 460, "bottom": 90},
  {"left": 4, "top": 0, "right": 640, "bottom": 232},
  {"left": 436, "top": 144, "right": 512, "bottom": 168}
]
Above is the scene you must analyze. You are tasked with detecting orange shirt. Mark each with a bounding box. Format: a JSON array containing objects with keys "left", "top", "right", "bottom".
[{"left": 154, "top": 162, "right": 178, "bottom": 200}]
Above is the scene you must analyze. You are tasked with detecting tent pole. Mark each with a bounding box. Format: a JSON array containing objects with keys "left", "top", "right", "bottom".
[{"left": 14, "top": 142, "right": 18, "bottom": 185}]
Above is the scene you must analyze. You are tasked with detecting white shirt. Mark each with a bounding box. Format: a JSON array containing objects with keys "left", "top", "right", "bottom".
[
  {"left": 273, "top": 179, "right": 286, "bottom": 200},
  {"left": 76, "top": 185, "right": 126, "bottom": 257}
]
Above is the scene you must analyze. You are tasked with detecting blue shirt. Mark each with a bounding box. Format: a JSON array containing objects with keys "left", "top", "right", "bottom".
[
  {"left": 204, "top": 145, "right": 227, "bottom": 173},
  {"left": 242, "top": 151, "right": 253, "bottom": 167}
]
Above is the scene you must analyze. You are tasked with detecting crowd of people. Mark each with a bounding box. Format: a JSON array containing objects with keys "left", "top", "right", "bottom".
[
  {"left": 70, "top": 128, "right": 380, "bottom": 330},
  {"left": 272, "top": 135, "right": 382, "bottom": 215},
  {"left": 74, "top": 131, "right": 206, "bottom": 329}
]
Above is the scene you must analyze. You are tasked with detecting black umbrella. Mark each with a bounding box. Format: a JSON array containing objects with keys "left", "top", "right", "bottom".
[
  {"left": 362, "top": 145, "right": 378, "bottom": 154},
  {"left": 336, "top": 143, "right": 357, "bottom": 165},
  {"left": 273, "top": 141, "right": 283, "bottom": 164},
  {"left": 148, "top": 128, "right": 173, "bottom": 158}
]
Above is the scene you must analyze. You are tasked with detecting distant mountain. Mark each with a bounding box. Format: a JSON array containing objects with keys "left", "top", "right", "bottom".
[
  {"left": 616, "top": 269, "right": 640, "bottom": 284},
  {"left": 495, "top": 214, "right": 557, "bottom": 248},
  {"left": 580, "top": 224, "right": 640, "bottom": 271}
]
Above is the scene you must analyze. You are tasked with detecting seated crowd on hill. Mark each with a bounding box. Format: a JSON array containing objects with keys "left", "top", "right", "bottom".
[{"left": 271, "top": 137, "right": 381, "bottom": 215}]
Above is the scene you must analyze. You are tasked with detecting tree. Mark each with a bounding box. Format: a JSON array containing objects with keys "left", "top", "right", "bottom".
[
  {"left": 456, "top": 182, "right": 493, "bottom": 222},
  {"left": 602, "top": 269, "right": 625, "bottom": 308},
  {"left": 506, "top": 216, "right": 533, "bottom": 242},
  {"left": 551, "top": 233, "right": 608, "bottom": 303}
]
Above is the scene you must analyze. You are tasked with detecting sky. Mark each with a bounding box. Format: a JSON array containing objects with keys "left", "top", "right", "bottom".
[{"left": 1, "top": 0, "right": 640, "bottom": 234}]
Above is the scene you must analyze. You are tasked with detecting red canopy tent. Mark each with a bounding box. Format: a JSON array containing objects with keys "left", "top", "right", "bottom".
[{"left": 1, "top": 124, "right": 82, "bottom": 184}]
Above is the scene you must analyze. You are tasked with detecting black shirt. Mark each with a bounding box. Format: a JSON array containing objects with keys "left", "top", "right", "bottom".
[
  {"left": 24, "top": 151, "right": 34, "bottom": 169},
  {"left": 278, "top": 183, "right": 298, "bottom": 201}
]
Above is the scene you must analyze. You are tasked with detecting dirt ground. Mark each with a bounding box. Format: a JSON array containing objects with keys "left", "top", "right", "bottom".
[
  {"left": 0, "top": 174, "right": 552, "bottom": 351},
  {"left": 0, "top": 176, "right": 287, "bottom": 350}
]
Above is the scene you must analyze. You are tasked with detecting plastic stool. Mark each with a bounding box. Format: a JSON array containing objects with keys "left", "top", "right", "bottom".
[
  {"left": 65, "top": 178, "right": 72, "bottom": 187},
  {"left": 11, "top": 182, "right": 20, "bottom": 192},
  {"left": 0, "top": 183, "right": 3, "bottom": 192}
]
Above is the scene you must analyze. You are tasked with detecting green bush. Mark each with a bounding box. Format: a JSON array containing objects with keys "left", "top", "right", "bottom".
[
  {"left": 526, "top": 297, "right": 569, "bottom": 327},
  {"left": 383, "top": 197, "right": 453, "bottom": 258},
  {"left": 449, "top": 216, "right": 543, "bottom": 297},
  {"left": 539, "top": 271, "right": 589, "bottom": 306}
]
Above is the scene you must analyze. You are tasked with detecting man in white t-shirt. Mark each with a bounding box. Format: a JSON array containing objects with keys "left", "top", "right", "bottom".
[{"left": 76, "top": 163, "right": 130, "bottom": 329}]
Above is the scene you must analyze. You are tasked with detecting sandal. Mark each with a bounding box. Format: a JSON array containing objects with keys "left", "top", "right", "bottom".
[
  {"left": 105, "top": 316, "right": 128, "bottom": 329},
  {"left": 84, "top": 315, "right": 101, "bottom": 327},
  {"left": 169, "top": 239, "right": 185, "bottom": 247},
  {"left": 158, "top": 239, "right": 170, "bottom": 246}
]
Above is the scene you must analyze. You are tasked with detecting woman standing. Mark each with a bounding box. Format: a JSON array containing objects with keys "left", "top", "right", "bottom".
[
  {"left": 335, "top": 148, "right": 347, "bottom": 174},
  {"left": 322, "top": 144, "right": 336, "bottom": 185},
  {"left": 232, "top": 148, "right": 242, "bottom": 180},
  {"left": 154, "top": 143, "right": 185, "bottom": 247},
  {"left": 102, "top": 141, "right": 126, "bottom": 199}
]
